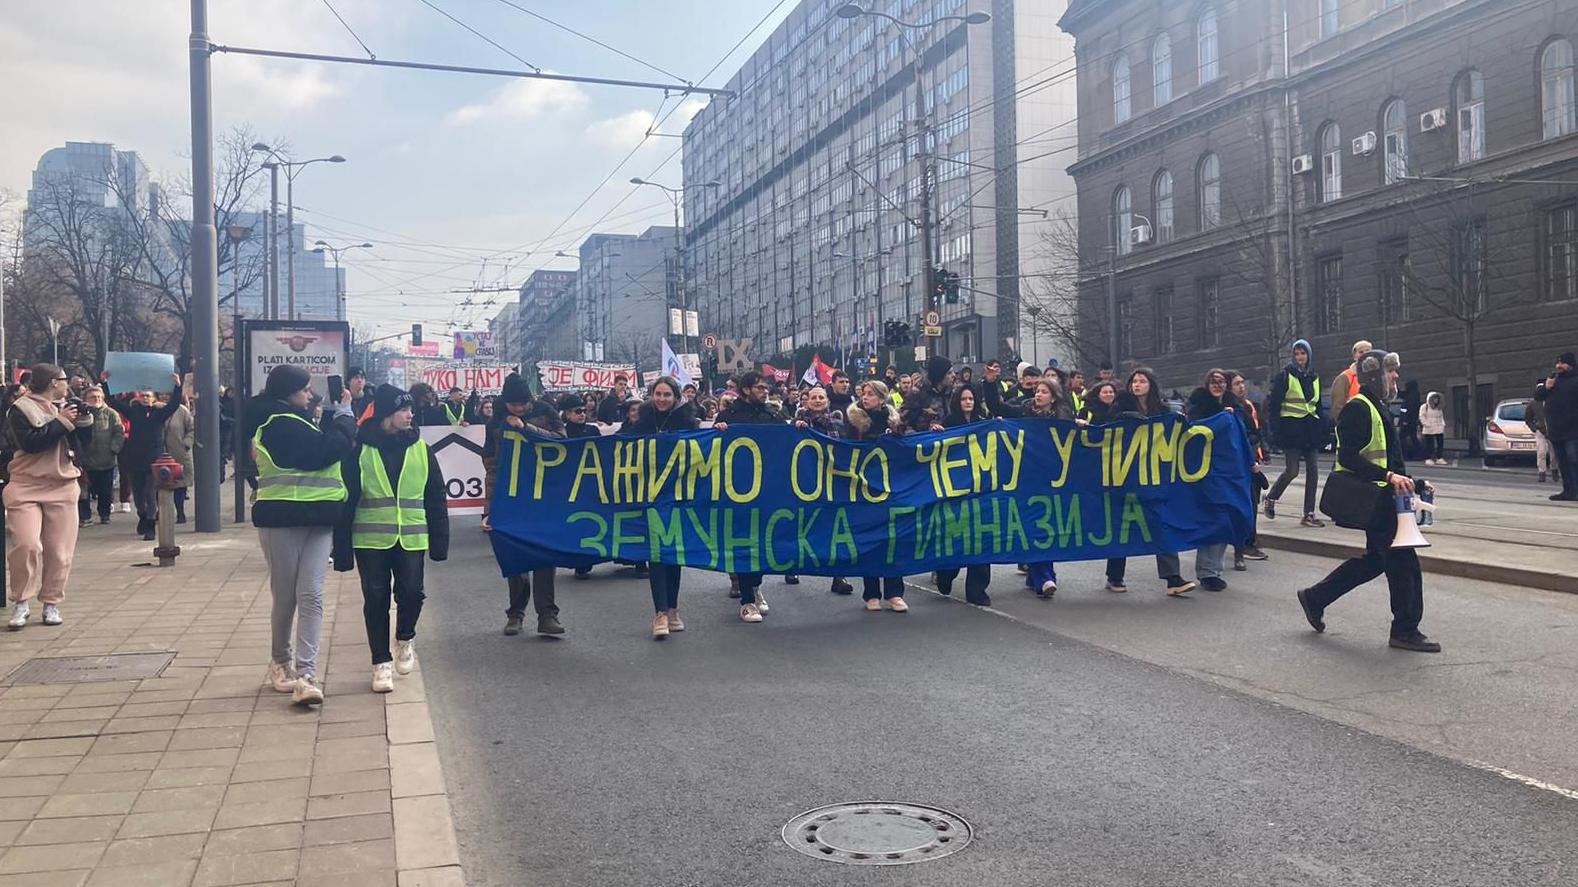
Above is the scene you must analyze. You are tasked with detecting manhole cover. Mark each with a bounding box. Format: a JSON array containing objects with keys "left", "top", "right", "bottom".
[
  {"left": 2, "top": 652, "right": 174, "bottom": 685},
  {"left": 782, "top": 802, "right": 972, "bottom": 865}
]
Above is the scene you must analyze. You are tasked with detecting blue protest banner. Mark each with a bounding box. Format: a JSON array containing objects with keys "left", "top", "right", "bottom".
[
  {"left": 488, "top": 413, "right": 1255, "bottom": 578},
  {"left": 103, "top": 352, "right": 177, "bottom": 395}
]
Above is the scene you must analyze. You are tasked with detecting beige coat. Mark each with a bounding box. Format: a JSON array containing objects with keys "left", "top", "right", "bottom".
[{"left": 162, "top": 404, "right": 195, "bottom": 489}]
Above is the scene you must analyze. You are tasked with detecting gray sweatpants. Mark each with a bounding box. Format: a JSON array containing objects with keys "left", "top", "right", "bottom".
[{"left": 258, "top": 526, "right": 332, "bottom": 679}]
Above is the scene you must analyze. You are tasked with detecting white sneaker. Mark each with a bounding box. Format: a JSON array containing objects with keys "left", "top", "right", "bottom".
[
  {"left": 292, "top": 676, "right": 324, "bottom": 706},
  {"left": 265, "top": 661, "right": 299, "bottom": 693},
  {"left": 120, "top": 502, "right": 132, "bottom": 513},
  {"left": 394, "top": 640, "right": 416, "bottom": 675},
  {"left": 740, "top": 603, "right": 763, "bottom": 623},
  {"left": 7, "top": 601, "right": 29, "bottom": 630},
  {"left": 372, "top": 663, "right": 394, "bottom": 693},
  {"left": 41, "top": 605, "right": 61, "bottom": 626},
  {"left": 755, "top": 588, "right": 769, "bottom": 612}
]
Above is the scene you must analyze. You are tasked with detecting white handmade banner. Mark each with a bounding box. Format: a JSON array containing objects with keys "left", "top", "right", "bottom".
[
  {"left": 420, "top": 364, "right": 509, "bottom": 394},
  {"left": 537, "top": 360, "right": 636, "bottom": 391},
  {"left": 419, "top": 425, "right": 487, "bottom": 514}
]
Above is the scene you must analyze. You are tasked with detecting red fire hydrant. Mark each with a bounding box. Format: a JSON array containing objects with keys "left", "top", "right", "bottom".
[{"left": 151, "top": 452, "right": 184, "bottom": 567}]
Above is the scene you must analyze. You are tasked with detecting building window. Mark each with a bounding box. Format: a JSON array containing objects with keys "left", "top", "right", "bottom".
[
  {"left": 1114, "top": 186, "right": 1133, "bottom": 256},
  {"left": 1382, "top": 99, "right": 1408, "bottom": 184},
  {"left": 1319, "top": 122, "right": 1343, "bottom": 203},
  {"left": 1153, "top": 35, "right": 1172, "bottom": 104},
  {"left": 1315, "top": 254, "right": 1343, "bottom": 334},
  {"left": 1154, "top": 286, "right": 1174, "bottom": 355},
  {"left": 1196, "top": 278, "right": 1219, "bottom": 349},
  {"left": 1197, "top": 10, "right": 1219, "bottom": 84},
  {"left": 1197, "top": 152, "right": 1221, "bottom": 229},
  {"left": 1547, "top": 204, "right": 1578, "bottom": 301},
  {"left": 1153, "top": 170, "right": 1174, "bottom": 242},
  {"left": 1379, "top": 239, "right": 1410, "bottom": 326},
  {"left": 1455, "top": 69, "right": 1486, "bottom": 163},
  {"left": 1320, "top": 0, "right": 1340, "bottom": 39},
  {"left": 1113, "top": 57, "right": 1131, "bottom": 123},
  {"left": 1452, "top": 217, "right": 1488, "bottom": 314},
  {"left": 1542, "top": 39, "right": 1577, "bottom": 140}
]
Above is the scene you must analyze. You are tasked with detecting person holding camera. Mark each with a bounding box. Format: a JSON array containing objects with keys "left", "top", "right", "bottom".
[
  {"left": 1295, "top": 350, "right": 1440, "bottom": 653},
  {"left": 6, "top": 364, "right": 94, "bottom": 630}
]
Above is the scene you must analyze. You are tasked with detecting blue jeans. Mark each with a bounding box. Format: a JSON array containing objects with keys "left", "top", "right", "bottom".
[
  {"left": 647, "top": 564, "right": 682, "bottom": 612},
  {"left": 1027, "top": 562, "right": 1058, "bottom": 589},
  {"left": 1194, "top": 544, "right": 1228, "bottom": 580},
  {"left": 862, "top": 576, "right": 903, "bottom": 601}
]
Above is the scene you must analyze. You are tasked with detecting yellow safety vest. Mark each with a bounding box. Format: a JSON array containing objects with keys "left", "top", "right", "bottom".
[
  {"left": 1333, "top": 393, "right": 1390, "bottom": 488},
  {"left": 1070, "top": 390, "right": 1086, "bottom": 414},
  {"left": 351, "top": 440, "right": 430, "bottom": 550},
  {"left": 252, "top": 414, "right": 346, "bottom": 503},
  {"left": 443, "top": 402, "right": 465, "bottom": 426},
  {"left": 1281, "top": 373, "right": 1320, "bottom": 419}
]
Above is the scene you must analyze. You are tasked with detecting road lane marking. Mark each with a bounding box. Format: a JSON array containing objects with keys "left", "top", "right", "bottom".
[{"left": 1466, "top": 760, "right": 1578, "bottom": 802}]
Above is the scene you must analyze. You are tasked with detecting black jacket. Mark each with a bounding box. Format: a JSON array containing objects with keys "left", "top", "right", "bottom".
[
  {"left": 333, "top": 421, "right": 450, "bottom": 570},
  {"left": 1535, "top": 370, "right": 1578, "bottom": 442},
  {"left": 900, "top": 382, "right": 950, "bottom": 432},
  {"left": 1113, "top": 391, "right": 1166, "bottom": 420},
  {"left": 251, "top": 400, "right": 358, "bottom": 528},
  {"left": 1079, "top": 399, "right": 1117, "bottom": 424},
  {"left": 845, "top": 403, "right": 897, "bottom": 441},
  {"left": 119, "top": 386, "right": 184, "bottom": 466},
  {"left": 1267, "top": 363, "right": 1326, "bottom": 451},
  {"left": 624, "top": 399, "right": 700, "bottom": 434},
  {"left": 827, "top": 389, "right": 854, "bottom": 414},
  {"left": 596, "top": 389, "right": 631, "bottom": 424},
  {"left": 564, "top": 420, "right": 601, "bottom": 439},
  {"left": 1336, "top": 393, "right": 1407, "bottom": 484},
  {"left": 715, "top": 398, "right": 786, "bottom": 426},
  {"left": 1186, "top": 387, "right": 1226, "bottom": 421}
]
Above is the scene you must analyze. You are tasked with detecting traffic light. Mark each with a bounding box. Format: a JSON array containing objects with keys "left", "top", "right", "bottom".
[
  {"left": 936, "top": 268, "right": 961, "bottom": 304},
  {"left": 411, "top": 323, "right": 423, "bottom": 347}
]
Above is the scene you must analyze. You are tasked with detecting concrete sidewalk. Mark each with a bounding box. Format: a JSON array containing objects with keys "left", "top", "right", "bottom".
[
  {"left": 0, "top": 519, "right": 464, "bottom": 887},
  {"left": 1255, "top": 474, "right": 1578, "bottom": 593}
]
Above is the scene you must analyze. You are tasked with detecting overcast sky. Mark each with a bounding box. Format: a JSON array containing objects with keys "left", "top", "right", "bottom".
[{"left": 1, "top": 0, "right": 793, "bottom": 339}]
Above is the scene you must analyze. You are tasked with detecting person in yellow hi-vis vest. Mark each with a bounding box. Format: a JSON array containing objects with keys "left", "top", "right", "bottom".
[
  {"left": 333, "top": 385, "right": 450, "bottom": 694},
  {"left": 1296, "top": 350, "right": 1440, "bottom": 653},
  {"left": 253, "top": 365, "right": 357, "bottom": 707},
  {"left": 1264, "top": 339, "right": 1328, "bottom": 527}
]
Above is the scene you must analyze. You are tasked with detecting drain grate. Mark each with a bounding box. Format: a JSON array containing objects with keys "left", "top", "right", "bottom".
[
  {"left": 2, "top": 652, "right": 175, "bottom": 685},
  {"left": 782, "top": 802, "right": 972, "bottom": 865}
]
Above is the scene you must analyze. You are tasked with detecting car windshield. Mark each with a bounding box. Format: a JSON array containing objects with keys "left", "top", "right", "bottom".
[{"left": 1499, "top": 403, "right": 1527, "bottom": 421}]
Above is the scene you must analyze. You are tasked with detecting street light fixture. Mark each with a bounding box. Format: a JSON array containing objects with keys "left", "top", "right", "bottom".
[
  {"left": 249, "top": 143, "right": 348, "bottom": 320},
  {"left": 628, "top": 179, "right": 723, "bottom": 356},
  {"left": 308, "top": 241, "right": 373, "bottom": 322},
  {"left": 831, "top": 3, "right": 990, "bottom": 360}
]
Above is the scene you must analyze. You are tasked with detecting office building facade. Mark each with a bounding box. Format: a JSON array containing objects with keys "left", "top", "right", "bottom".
[{"left": 682, "top": 0, "right": 1078, "bottom": 366}]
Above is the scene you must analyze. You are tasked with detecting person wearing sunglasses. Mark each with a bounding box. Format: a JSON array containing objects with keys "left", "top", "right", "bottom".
[
  {"left": 333, "top": 384, "right": 450, "bottom": 693},
  {"left": 253, "top": 364, "right": 357, "bottom": 705},
  {"left": 5, "top": 364, "right": 94, "bottom": 630}
]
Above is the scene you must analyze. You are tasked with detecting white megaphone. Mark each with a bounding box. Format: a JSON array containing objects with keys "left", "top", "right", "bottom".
[{"left": 1391, "top": 493, "right": 1431, "bottom": 549}]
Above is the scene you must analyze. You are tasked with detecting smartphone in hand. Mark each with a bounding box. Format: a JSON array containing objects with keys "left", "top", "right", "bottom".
[{"left": 327, "top": 374, "right": 344, "bottom": 404}]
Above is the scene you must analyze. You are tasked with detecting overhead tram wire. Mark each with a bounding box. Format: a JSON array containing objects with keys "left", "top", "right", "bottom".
[
  {"left": 416, "top": 0, "right": 540, "bottom": 72},
  {"left": 487, "top": 0, "right": 688, "bottom": 84},
  {"left": 320, "top": 0, "right": 376, "bottom": 59}
]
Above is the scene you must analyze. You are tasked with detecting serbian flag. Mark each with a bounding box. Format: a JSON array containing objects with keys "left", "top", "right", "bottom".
[{"left": 802, "top": 355, "right": 834, "bottom": 386}]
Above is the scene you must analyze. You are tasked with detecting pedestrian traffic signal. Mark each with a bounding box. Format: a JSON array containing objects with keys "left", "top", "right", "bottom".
[
  {"left": 411, "top": 324, "right": 423, "bottom": 347},
  {"left": 935, "top": 268, "right": 962, "bottom": 304}
]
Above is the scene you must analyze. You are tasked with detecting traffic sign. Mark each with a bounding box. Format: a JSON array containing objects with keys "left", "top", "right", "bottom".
[
  {"left": 922, "top": 325, "right": 943, "bottom": 338},
  {"left": 924, "top": 309, "right": 940, "bottom": 326},
  {"left": 702, "top": 333, "right": 718, "bottom": 351}
]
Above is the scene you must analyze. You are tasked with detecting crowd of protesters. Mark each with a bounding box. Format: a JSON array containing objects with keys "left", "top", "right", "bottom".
[{"left": 18, "top": 336, "right": 1578, "bottom": 703}]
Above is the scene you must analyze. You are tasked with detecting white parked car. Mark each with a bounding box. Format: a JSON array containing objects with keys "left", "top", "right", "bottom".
[{"left": 1483, "top": 399, "right": 1536, "bottom": 466}]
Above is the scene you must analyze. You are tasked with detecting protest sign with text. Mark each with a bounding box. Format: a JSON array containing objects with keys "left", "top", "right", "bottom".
[
  {"left": 537, "top": 360, "right": 637, "bottom": 392},
  {"left": 420, "top": 364, "right": 510, "bottom": 394},
  {"left": 489, "top": 414, "right": 1254, "bottom": 577}
]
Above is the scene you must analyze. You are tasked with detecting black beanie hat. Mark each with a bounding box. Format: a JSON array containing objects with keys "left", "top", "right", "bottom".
[
  {"left": 264, "top": 364, "right": 313, "bottom": 400},
  {"left": 925, "top": 355, "right": 953, "bottom": 386},
  {"left": 1561, "top": 352, "right": 1577, "bottom": 368},
  {"left": 556, "top": 392, "right": 586, "bottom": 412},
  {"left": 371, "top": 384, "right": 413, "bottom": 421},
  {"left": 500, "top": 372, "right": 532, "bottom": 405}
]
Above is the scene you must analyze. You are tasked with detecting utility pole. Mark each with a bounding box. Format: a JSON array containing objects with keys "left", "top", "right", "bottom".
[
  {"left": 225, "top": 224, "right": 251, "bottom": 524},
  {"left": 264, "top": 162, "right": 280, "bottom": 320},
  {"left": 912, "top": 41, "right": 938, "bottom": 361},
  {"left": 189, "top": 0, "right": 223, "bottom": 533}
]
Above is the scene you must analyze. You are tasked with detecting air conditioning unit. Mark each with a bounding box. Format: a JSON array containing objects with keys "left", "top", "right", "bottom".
[
  {"left": 1420, "top": 108, "right": 1448, "bottom": 132},
  {"left": 1129, "top": 223, "right": 1153, "bottom": 247},
  {"left": 1352, "top": 131, "right": 1377, "bottom": 156},
  {"left": 1291, "top": 154, "right": 1315, "bottom": 175}
]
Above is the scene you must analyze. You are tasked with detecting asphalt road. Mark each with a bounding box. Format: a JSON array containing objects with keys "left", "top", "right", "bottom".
[{"left": 419, "top": 524, "right": 1578, "bottom": 886}]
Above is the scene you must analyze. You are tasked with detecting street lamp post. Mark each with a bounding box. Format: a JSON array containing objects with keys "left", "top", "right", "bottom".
[
  {"left": 630, "top": 178, "right": 720, "bottom": 359},
  {"left": 224, "top": 224, "right": 251, "bottom": 524},
  {"left": 836, "top": 3, "right": 990, "bottom": 361},
  {"left": 309, "top": 241, "right": 373, "bottom": 322},
  {"left": 250, "top": 144, "right": 346, "bottom": 321},
  {"left": 259, "top": 161, "right": 281, "bottom": 320}
]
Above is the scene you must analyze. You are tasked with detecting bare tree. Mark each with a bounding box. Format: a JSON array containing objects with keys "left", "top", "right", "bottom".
[
  {"left": 115, "top": 126, "right": 268, "bottom": 361},
  {"left": 1399, "top": 181, "right": 1529, "bottom": 451},
  {"left": 1217, "top": 193, "right": 1295, "bottom": 382},
  {"left": 1020, "top": 211, "right": 1112, "bottom": 369}
]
